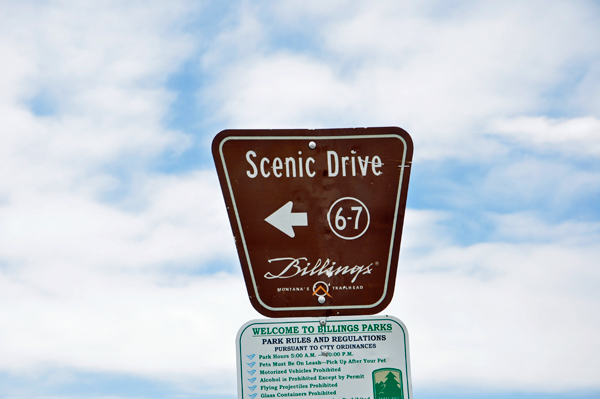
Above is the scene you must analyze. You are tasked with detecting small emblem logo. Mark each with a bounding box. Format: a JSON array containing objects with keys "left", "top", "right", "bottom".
[
  {"left": 312, "top": 281, "right": 332, "bottom": 304},
  {"left": 373, "top": 368, "right": 404, "bottom": 399}
]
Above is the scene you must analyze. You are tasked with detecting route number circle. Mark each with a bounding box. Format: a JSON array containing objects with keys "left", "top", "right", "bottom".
[{"left": 327, "top": 197, "right": 370, "bottom": 240}]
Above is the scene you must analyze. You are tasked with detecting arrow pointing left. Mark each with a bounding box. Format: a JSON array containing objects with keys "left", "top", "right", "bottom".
[{"left": 265, "top": 201, "right": 308, "bottom": 238}]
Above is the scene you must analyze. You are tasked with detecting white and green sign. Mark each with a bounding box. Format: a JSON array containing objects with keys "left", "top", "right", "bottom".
[{"left": 236, "top": 315, "right": 412, "bottom": 399}]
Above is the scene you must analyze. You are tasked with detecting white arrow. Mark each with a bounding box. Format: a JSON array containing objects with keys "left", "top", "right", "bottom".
[{"left": 265, "top": 201, "right": 308, "bottom": 238}]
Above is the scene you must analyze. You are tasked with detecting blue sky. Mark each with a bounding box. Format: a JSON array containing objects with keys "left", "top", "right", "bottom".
[{"left": 1, "top": 1, "right": 599, "bottom": 398}]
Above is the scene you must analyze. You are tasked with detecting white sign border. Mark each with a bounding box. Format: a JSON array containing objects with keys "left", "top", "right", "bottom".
[{"left": 218, "top": 133, "right": 410, "bottom": 312}]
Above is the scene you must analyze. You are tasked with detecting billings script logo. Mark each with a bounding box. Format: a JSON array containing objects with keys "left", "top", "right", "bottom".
[
  {"left": 264, "top": 257, "right": 374, "bottom": 283},
  {"left": 373, "top": 368, "right": 404, "bottom": 399}
]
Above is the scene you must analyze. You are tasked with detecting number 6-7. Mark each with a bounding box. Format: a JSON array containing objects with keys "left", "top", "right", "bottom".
[{"left": 335, "top": 206, "right": 363, "bottom": 230}]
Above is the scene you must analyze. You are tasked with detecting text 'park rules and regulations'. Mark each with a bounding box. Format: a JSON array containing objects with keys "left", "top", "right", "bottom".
[{"left": 236, "top": 316, "right": 412, "bottom": 399}]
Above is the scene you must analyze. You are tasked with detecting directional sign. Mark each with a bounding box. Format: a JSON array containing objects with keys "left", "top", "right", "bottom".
[
  {"left": 236, "top": 315, "right": 412, "bottom": 399},
  {"left": 212, "top": 127, "right": 413, "bottom": 317}
]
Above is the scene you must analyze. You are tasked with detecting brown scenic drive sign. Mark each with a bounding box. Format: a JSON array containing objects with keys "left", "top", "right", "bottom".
[{"left": 212, "top": 127, "right": 413, "bottom": 317}]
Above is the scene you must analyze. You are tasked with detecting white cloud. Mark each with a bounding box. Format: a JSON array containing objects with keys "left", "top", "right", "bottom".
[
  {"left": 492, "top": 116, "right": 600, "bottom": 157},
  {"left": 0, "top": 169, "right": 241, "bottom": 394},
  {"left": 0, "top": 0, "right": 247, "bottom": 390},
  {"left": 0, "top": 0, "right": 194, "bottom": 183},
  {"left": 490, "top": 212, "right": 600, "bottom": 245},
  {"left": 205, "top": 54, "right": 360, "bottom": 128},
  {"left": 0, "top": 269, "right": 258, "bottom": 392},
  {"left": 204, "top": 1, "right": 600, "bottom": 161},
  {"left": 391, "top": 210, "right": 600, "bottom": 391},
  {"left": 0, "top": 171, "right": 235, "bottom": 273},
  {"left": 478, "top": 157, "right": 600, "bottom": 215}
]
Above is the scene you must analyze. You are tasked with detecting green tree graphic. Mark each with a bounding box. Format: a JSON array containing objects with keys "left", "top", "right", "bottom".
[
  {"left": 373, "top": 369, "right": 403, "bottom": 399},
  {"left": 381, "top": 371, "right": 402, "bottom": 397}
]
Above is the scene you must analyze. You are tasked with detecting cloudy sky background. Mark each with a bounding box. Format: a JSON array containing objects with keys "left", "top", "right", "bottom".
[{"left": 1, "top": 1, "right": 599, "bottom": 398}]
